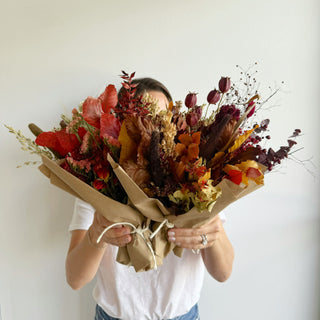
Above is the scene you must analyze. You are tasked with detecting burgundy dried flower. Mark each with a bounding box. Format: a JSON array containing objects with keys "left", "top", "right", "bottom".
[
  {"left": 186, "top": 106, "right": 202, "bottom": 127},
  {"left": 216, "top": 104, "right": 240, "bottom": 122},
  {"left": 185, "top": 92, "right": 197, "bottom": 109},
  {"left": 218, "top": 77, "right": 231, "bottom": 93},
  {"left": 207, "top": 89, "right": 221, "bottom": 104}
]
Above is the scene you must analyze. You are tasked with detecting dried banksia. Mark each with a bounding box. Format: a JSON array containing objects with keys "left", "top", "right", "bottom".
[{"left": 149, "top": 131, "right": 164, "bottom": 187}]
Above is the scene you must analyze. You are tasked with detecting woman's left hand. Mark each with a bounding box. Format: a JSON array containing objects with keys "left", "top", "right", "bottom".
[{"left": 167, "top": 214, "right": 223, "bottom": 250}]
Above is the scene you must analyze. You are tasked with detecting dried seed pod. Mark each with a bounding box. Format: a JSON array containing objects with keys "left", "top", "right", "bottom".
[
  {"left": 185, "top": 92, "right": 197, "bottom": 109},
  {"left": 207, "top": 89, "right": 221, "bottom": 104},
  {"left": 218, "top": 77, "right": 231, "bottom": 93}
]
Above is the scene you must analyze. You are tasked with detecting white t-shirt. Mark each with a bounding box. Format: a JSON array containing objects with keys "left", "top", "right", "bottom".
[{"left": 69, "top": 198, "right": 226, "bottom": 320}]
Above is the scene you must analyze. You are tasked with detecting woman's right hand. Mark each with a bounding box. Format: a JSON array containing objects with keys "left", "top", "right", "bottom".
[
  {"left": 66, "top": 211, "right": 132, "bottom": 290},
  {"left": 88, "top": 211, "right": 132, "bottom": 248}
]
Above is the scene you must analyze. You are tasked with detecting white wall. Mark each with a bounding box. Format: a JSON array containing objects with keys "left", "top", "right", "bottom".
[{"left": 1, "top": 0, "right": 319, "bottom": 319}]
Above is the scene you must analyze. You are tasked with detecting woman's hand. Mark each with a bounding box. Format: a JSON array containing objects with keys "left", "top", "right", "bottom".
[
  {"left": 66, "top": 211, "right": 133, "bottom": 290},
  {"left": 167, "top": 214, "right": 234, "bottom": 282},
  {"left": 88, "top": 211, "right": 132, "bottom": 248},
  {"left": 167, "top": 214, "right": 222, "bottom": 250}
]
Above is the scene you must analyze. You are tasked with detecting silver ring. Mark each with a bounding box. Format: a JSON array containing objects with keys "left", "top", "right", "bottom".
[{"left": 201, "top": 234, "right": 208, "bottom": 246}]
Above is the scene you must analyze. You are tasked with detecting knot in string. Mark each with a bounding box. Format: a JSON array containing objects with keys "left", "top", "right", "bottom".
[
  {"left": 149, "top": 219, "right": 174, "bottom": 240},
  {"left": 96, "top": 219, "right": 174, "bottom": 271}
]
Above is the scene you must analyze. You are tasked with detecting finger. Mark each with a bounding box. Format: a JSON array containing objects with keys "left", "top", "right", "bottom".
[
  {"left": 170, "top": 232, "right": 218, "bottom": 250},
  {"left": 103, "top": 234, "right": 132, "bottom": 247},
  {"left": 169, "top": 223, "right": 220, "bottom": 239},
  {"left": 95, "top": 212, "right": 126, "bottom": 229},
  {"left": 168, "top": 228, "right": 219, "bottom": 249},
  {"left": 104, "top": 226, "right": 132, "bottom": 239}
]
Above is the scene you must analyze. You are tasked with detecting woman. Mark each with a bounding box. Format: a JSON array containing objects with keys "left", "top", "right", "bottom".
[{"left": 66, "top": 78, "right": 235, "bottom": 320}]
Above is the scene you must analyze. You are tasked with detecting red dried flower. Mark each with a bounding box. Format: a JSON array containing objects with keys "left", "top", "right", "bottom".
[
  {"left": 93, "top": 179, "right": 106, "bottom": 190},
  {"left": 35, "top": 129, "right": 80, "bottom": 157},
  {"left": 227, "top": 169, "right": 242, "bottom": 185},
  {"left": 82, "top": 97, "right": 103, "bottom": 129},
  {"left": 98, "top": 84, "right": 118, "bottom": 113},
  {"left": 100, "top": 113, "right": 121, "bottom": 147}
]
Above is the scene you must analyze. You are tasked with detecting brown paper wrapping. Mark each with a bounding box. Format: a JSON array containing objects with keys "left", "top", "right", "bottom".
[{"left": 39, "top": 154, "right": 264, "bottom": 272}]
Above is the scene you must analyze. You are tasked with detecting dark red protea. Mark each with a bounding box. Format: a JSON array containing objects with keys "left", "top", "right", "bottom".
[
  {"left": 185, "top": 92, "right": 197, "bottom": 109},
  {"left": 218, "top": 77, "right": 231, "bottom": 93},
  {"left": 207, "top": 89, "right": 221, "bottom": 104}
]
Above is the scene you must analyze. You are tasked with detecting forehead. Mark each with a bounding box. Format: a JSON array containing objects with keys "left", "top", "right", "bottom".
[
  {"left": 147, "top": 90, "right": 169, "bottom": 111},
  {"left": 147, "top": 90, "right": 168, "bottom": 101}
]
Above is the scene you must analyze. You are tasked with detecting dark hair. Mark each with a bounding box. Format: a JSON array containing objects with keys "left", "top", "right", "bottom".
[{"left": 118, "top": 77, "right": 172, "bottom": 102}]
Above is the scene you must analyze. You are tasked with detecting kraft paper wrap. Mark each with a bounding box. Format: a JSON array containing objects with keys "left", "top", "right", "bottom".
[{"left": 39, "top": 154, "right": 264, "bottom": 272}]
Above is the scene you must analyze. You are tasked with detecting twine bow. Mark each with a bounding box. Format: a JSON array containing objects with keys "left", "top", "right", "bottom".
[{"left": 97, "top": 219, "right": 174, "bottom": 270}]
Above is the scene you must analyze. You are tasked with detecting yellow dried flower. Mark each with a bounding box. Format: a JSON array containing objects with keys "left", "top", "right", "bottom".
[
  {"left": 159, "top": 110, "right": 177, "bottom": 157},
  {"left": 142, "top": 93, "right": 160, "bottom": 119},
  {"left": 5, "top": 125, "right": 54, "bottom": 160},
  {"left": 169, "top": 181, "right": 222, "bottom": 213}
]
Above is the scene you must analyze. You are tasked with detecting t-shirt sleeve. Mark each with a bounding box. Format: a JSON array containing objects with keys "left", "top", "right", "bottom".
[
  {"left": 68, "top": 198, "right": 95, "bottom": 232},
  {"left": 219, "top": 211, "right": 227, "bottom": 224}
]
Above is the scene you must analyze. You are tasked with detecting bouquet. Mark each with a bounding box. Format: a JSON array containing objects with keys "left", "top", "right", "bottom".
[{"left": 6, "top": 69, "right": 301, "bottom": 271}]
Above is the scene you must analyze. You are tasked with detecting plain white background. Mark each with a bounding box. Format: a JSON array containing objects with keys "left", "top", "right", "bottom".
[{"left": 1, "top": 0, "right": 319, "bottom": 319}]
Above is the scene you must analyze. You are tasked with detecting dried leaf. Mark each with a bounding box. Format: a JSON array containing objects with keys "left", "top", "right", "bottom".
[
  {"left": 200, "top": 114, "right": 232, "bottom": 160},
  {"left": 118, "top": 120, "right": 137, "bottom": 165},
  {"left": 122, "top": 160, "right": 150, "bottom": 187},
  {"left": 228, "top": 125, "right": 258, "bottom": 153},
  {"left": 208, "top": 151, "right": 225, "bottom": 168}
]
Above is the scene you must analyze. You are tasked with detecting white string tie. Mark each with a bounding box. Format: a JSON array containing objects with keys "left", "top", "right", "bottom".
[
  {"left": 96, "top": 222, "right": 158, "bottom": 270},
  {"left": 149, "top": 219, "right": 174, "bottom": 240}
]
